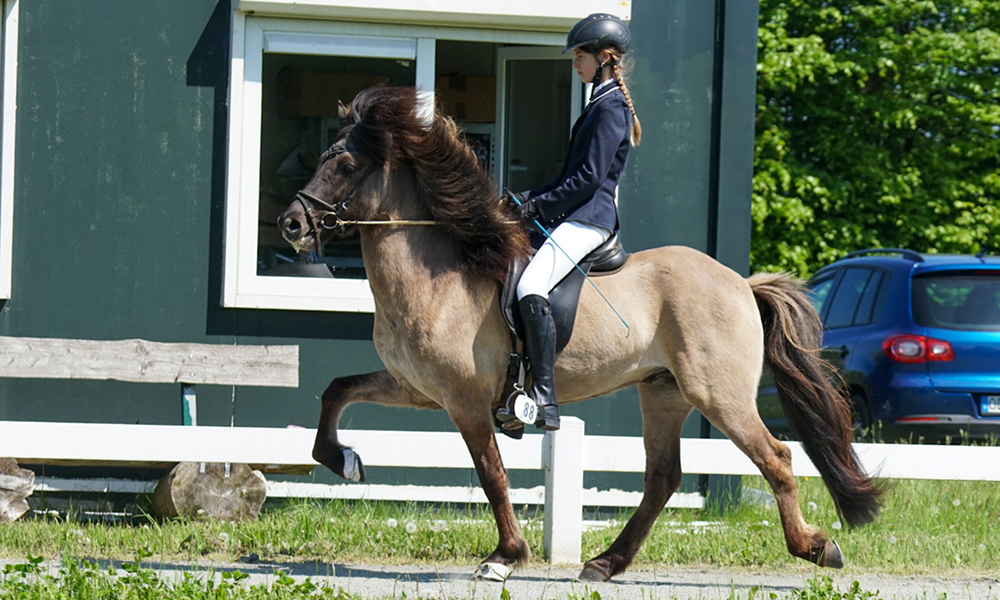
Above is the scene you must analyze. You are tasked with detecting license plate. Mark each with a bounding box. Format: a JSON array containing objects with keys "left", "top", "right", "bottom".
[{"left": 983, "top": 395, "right": 1000, "bottom": 416}]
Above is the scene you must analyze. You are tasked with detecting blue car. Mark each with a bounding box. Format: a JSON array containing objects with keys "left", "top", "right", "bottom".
[{"left": 758, "top": 248, "right": 1000, "bottom": 443}]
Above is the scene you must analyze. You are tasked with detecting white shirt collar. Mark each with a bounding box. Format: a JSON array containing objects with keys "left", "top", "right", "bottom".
[{"left": 588, "top": 79, "right": 620, "bottom": 106}]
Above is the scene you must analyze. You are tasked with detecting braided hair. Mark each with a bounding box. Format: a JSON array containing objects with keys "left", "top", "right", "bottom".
[{"left": 596, "top": 46, "right": 642, "bottom": 147}]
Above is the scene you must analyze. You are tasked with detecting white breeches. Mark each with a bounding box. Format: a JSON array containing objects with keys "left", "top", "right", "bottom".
[{"left": 516, "top": 220, "right": 611, "bottom": 300}]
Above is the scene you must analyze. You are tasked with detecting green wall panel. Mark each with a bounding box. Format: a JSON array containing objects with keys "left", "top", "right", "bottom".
[{"left": 0, "top": 0, "right": 758, "bottom": 493}]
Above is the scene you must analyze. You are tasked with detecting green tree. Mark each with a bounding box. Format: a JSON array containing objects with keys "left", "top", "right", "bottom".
[{"left": 753, "top": 0, "right": 1000, "bottom": 276}]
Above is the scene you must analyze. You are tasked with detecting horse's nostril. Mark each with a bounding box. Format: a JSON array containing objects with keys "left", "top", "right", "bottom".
[{"left": 283, "top": 217, "right": 301, "bottom": 235}]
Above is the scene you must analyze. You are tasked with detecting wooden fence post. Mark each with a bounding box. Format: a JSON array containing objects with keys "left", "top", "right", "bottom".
[{"left": 543, "top": 416, "right": 584, "bottom": 564}]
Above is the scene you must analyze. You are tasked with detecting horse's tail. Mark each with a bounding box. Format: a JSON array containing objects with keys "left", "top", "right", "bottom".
[{"left": 748, "top": 272, "right": 883, "bottom": 527}]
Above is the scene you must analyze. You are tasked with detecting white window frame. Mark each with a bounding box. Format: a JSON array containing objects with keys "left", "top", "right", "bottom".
[
  {"left": 0, "top": 0, "right": 18, "bottom": 300},
  {"left": 223, "top": 12, "right": 562, "bottom": 312}
]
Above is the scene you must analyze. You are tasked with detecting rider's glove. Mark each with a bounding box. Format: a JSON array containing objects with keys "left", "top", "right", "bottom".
[{"left": 518, "top": 198, "right": 540, "bottom": 222}]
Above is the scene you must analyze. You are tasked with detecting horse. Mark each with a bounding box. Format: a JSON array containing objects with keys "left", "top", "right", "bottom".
[{"left": 277, "top": 86, "right": 883, "bottom": 582}]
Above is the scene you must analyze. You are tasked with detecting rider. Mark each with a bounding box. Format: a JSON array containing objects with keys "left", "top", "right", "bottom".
[{"left": 507, "top": 13, "right": 641, "bottom": 431}]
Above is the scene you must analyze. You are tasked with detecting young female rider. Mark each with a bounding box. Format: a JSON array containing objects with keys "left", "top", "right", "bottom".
[{"left": 505, "top": 13, "right": 641, "bottom": 431}]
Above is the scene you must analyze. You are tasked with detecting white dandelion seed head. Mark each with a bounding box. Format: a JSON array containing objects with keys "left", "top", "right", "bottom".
[
  {"left": 430, "top": 520, "right": 448, "bottom": 532},
  {"left": 376, "top": 531, "right": 383, "bottom": 539},
  {"left": 761, "top": 520, "right": 770, "bottom": 527},
  {"left": 979, "top": 544, "right": 986, "bottom": 552},
  {"left": 405, "top": 521, "right": 417, "bottom": 534},
  {"left": 218, "top": 532, "right": 230, "bottom": 544},
  {"left": 952, "top": 498, "right": 961, "bottom": 507},
  {"left": 386, "top": 518, "right": 398, "bottom": 528},
  {"left": 831, "top": 521, "right": 842, "bottom": 531},
  {"left": 806, "top": 501, "right": 818, "bottom": 512},
  {"left": 889, "top": 535, "right": 897, "bottom": 544}
]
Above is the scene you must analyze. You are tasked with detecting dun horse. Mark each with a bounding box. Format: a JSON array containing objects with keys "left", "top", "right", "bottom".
[{"left": 278, "top": 86, "right": 882, "bottom": 582}]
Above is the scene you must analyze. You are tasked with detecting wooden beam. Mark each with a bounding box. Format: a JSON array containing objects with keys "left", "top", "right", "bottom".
[{"left": 0, "top": 336, "right": 298, "bottom": 387}]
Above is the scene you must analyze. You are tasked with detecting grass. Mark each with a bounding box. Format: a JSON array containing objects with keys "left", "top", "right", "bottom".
[{"left": 1, "top": 477, "right": 998, "bottom": 598}]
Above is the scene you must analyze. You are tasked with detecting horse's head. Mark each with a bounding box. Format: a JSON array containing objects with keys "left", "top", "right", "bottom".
[
  {"left": 278, "top": 91, "right": 401, "bottom": 253},
  {"left": 277, "top": 133, "right": 380, "bottom": 253},
  {"left": 278, "top": 86, "right": 530, "bottom": 280}
]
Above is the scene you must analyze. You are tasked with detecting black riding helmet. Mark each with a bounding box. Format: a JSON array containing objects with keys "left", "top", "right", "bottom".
[{"left": 563, "top": 13, "right": 631, "bottom": 60}]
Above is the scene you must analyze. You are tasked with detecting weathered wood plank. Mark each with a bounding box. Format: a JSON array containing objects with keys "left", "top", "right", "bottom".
[{"left": 0, "top": 336, "right": 298, "bottom": 387}]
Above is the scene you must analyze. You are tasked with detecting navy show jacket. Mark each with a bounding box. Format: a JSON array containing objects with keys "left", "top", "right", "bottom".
[{"left": 523, "top": 84, "right": 632, "bottom": 234}]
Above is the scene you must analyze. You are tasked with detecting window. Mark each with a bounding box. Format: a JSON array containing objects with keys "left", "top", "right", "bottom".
[
  {"left": 913, "top": 272, "right": 1000, "bottom": 331},
  {"left": 223, "top": 10, "right": 575, "bottom": 312},
  {"left": 808, "top": 272, "right": 837, "bottom": 317},
  {"left": 824, "top": 268, "right": 881, "bottom": 329},
  {"left": 0, "top": 0, "right": 18, "bottom": 300}
]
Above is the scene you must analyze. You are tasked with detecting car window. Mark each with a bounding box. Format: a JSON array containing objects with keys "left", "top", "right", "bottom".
[
  {"left": 912, "top": 272, "right": 1000, "bottom": 331},
  {"left": 824, "top": 268, "right": 875, "bottom": 329},
  {"left": 853, "top": 270, "right": 886, "bottom": 325},
  {"left": 808, "top": 272, "right": 837, "bottom": 317}
]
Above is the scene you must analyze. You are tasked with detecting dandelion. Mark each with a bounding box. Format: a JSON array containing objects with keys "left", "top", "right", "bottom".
[
  {"left": 930, "top": 505, "right": 940, "bottom": 514},
  {"left": 386, "top": 518, "right": 398, "bottom": 528},
  {"left": 376, "top": 531, "right": 383, "bottom": 539},
  {"left": 889, "top": 535, "right": 897, "bottom": 544},
  {"left": 806, "top": 501, "right": 818, "bottom": 512},
  {"left": 979, "top": 544, "right": 987, "bottom": 552},
  {"left": 761, "top": 520, "right": 770, "bottom": 527},
  {"left": 430, "top": 520, "right": 448, "bottom": 532},
  {"left": 831, "top": 521, "right": 842, "bottom": 531},
  {"left": 405, "top": 521, "right": 417, "bottom": 534},
  {"left": 218, "top": 532, "right": 230, "bottom": 544},
  {"left": 952, "top": 499, "right": 961, "bottom": 507}
]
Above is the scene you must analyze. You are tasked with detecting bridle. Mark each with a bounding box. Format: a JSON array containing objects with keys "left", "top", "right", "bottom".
[{"left": 289, "top": 147, "right": 377, "bottom": 252}]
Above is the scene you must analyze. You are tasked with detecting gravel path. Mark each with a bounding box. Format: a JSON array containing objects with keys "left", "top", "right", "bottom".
[
  {"left": 143, "top": 560, "right": 1000, "bottom": 599},
  {"left": 5, "top": 558, "right": 998, "bottom": 599}
]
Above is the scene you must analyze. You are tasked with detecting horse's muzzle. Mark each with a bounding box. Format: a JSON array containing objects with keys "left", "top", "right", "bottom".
[{"left": 278, "top": 209, "right": 316, "bottom": 254}]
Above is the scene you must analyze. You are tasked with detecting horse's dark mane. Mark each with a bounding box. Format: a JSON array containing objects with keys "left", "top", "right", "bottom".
[{"left": 344, "top": 86, "right": 531, "bottom": 283}]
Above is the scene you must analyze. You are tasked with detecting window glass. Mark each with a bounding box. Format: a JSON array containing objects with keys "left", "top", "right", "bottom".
[
  {"left": 257, "top": 54, "right": 415, "bottom": 279},
  {"left": 807, "top": 272, "right": 837, "bottom": 317},
  {"left": 824, "top": 268, "right": 873, "bottom": 329},
  {"left": 852, "top": 270, "right": 884, "bottom": 325},
  {"left": 912, "top": 273, "right": 1000, "bottom": 331}
]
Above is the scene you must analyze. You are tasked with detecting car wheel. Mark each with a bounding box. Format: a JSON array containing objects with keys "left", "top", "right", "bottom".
[{"left": 850, "top": 393, "right": 875, "bottom": 442}]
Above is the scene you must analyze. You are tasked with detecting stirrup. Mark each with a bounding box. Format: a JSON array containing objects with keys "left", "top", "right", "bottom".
[{"left": 496, "top": 388, "right": 536, "bottom": 425}]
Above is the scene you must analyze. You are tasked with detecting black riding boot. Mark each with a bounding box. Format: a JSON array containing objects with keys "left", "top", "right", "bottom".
[{"left": 519, "top": 294, "right": 560, "bottom": 431}]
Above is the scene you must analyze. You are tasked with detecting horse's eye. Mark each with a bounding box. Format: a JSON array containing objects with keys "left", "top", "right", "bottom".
[{"left": 340, "top": 162, "right": 357, "bottom": 175}]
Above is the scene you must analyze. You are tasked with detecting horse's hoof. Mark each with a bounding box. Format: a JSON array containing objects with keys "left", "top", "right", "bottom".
[
  {"left": 475, "top": 562, "right": 511, "bottom": 582},
  {"left": 578, "top": 564, "right": 610, "bottom": 582},
  {"left": 822, "top": 540, "right": 844, "bottom": 569},
  {"left": 342, "top": 448, "right": 366, "bottom": 483}
]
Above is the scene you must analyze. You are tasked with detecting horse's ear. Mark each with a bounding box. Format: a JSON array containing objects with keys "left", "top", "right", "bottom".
[{"left": 338, "top": 100, "right": 350, "bottom": 120}]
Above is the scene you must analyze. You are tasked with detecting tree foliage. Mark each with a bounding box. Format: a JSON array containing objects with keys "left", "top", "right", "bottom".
[{"left": 753, "top": 0, "right": 1000, "bottom": 276}]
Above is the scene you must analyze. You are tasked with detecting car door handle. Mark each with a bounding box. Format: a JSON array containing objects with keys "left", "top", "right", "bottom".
[{"left": 839, "top": 345, "right": 850, "bottom": 358}]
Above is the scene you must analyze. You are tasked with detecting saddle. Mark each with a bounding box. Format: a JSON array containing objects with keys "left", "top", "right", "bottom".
[
  {"left": 494, "top": 233, "right": 627, "bottom": 438},
  {"left": 499, "top": 232, "right": 628, "bottom": 351}
]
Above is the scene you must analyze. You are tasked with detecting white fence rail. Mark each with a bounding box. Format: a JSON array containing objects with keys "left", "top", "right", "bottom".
[{"left": 4, "top": 417, "right": 1000, "bottom": 564}]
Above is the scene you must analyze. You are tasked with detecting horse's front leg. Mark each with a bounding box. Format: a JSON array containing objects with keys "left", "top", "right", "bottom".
[
  {"left": 449, "top": 406, "right": 530, "bottom": 580},
  {"left": 313, "top": 370, "right": 420, "bottom": 482}
]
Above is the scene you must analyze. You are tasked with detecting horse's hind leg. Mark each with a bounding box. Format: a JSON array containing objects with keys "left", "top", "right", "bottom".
[
  {"left": 580, "top": 380, "right": 692, "bottom": 582},
  {"left": 313, "top": 369, "right": 425, "bottom": 482},
  {"left": 707, "top": 404, "right": 843, "bottom": 568}
]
